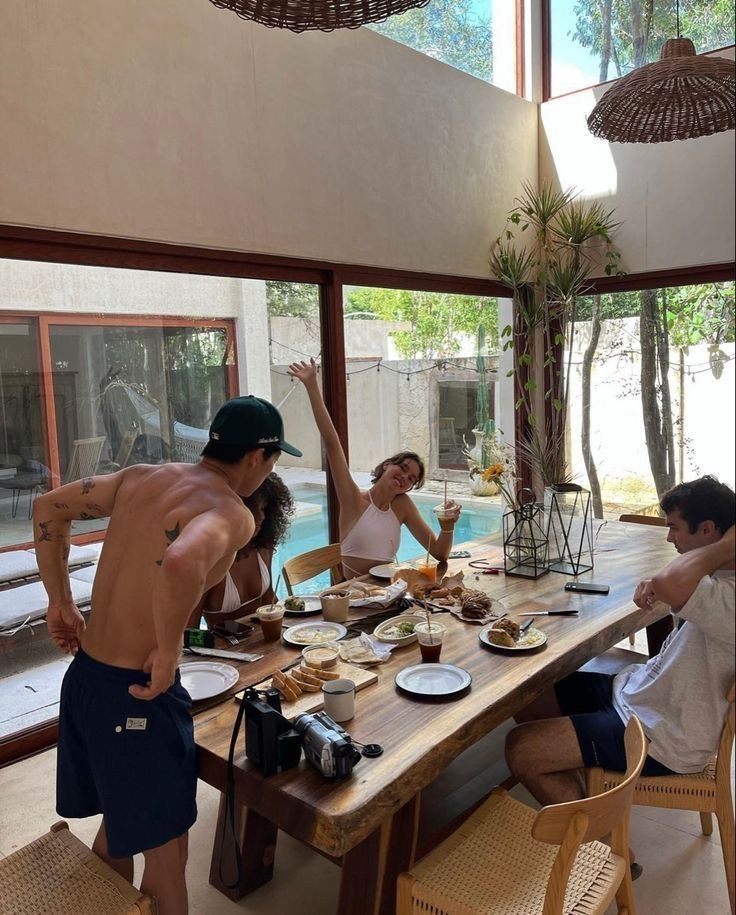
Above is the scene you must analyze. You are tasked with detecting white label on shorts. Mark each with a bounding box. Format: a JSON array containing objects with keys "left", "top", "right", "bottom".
[{"left": 126, "top": 717, "right": 148, "bottom": 731}]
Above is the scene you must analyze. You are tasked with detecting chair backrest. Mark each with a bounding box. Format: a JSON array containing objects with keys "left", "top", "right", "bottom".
[
  {"left": 618, "top": 513, "right": 665, "bottom": 526},
  {"left": 715, "top": 681, "right": 736, "bottom": 788},
  {"left": 533, "top": 717, "right": 647, "bottom": 915},
  {"left": 282, "top": 543, "right": 344, "bottom": 594},
  {"left": 65, "top": 436, "right": 106, "bottom": 483},
  {"left": 114, "top": 430, "right": 137, "bottom": 468}
]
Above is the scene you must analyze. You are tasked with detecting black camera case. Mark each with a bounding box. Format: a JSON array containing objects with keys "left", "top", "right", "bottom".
[{"left": 242, "top": 687, "right": 302, "bottom": 776}]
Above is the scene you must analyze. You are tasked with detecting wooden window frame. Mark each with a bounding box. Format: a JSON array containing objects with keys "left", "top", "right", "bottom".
[
  {"left": 541, "top": 0, "right": 736, "bottom": 102},
  {"left": 1, "top": 225, "right": 733, "bottom": 767}
]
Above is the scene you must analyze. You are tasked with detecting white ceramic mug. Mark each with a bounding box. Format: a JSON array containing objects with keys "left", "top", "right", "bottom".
[{"left": 322, "top": 678, "right": 356, "bottom": 722}]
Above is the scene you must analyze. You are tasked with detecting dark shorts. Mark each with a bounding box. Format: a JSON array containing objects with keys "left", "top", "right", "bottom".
[
  {"left": 554, "top": 671, "right": 674, "bottom": 776},
  {"left": 57, "top": 648, "right": 197, "bottom": 858}
]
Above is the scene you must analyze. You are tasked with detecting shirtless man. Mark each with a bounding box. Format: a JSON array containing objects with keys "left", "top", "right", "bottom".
[{"left": 34, "top": 395, "right": 301, "bottom": 915}]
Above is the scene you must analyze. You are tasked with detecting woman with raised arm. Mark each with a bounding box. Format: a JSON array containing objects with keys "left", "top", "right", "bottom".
[{"left": 288, "top": 359, "right": 461, "bottom": 577}]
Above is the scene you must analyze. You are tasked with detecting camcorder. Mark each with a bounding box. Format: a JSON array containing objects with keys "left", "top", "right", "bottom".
[
  {"left": 293, "top": 711, "right": 362, "bottom": 779},
  {"left": 241, "top": 688, "right": 361, "bottom": 779}
]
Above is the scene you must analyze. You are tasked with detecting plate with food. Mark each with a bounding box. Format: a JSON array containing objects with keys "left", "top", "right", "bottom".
[
  {"left": 479, "top": 619, "right": 548, "bottom": 652},
  {"left": 282, "top": 595, "right": 322, "bottom": 616},
  {"left": 282, "top": 621, "right": 348, "bottom": 647},
  {"left": 372, "top": 613, "right": 424, "bottom": 646}
]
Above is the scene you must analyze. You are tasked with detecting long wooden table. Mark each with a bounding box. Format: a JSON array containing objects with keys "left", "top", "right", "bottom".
[{"left": 193, "top": 521, "right": 675, "bottom": 915}]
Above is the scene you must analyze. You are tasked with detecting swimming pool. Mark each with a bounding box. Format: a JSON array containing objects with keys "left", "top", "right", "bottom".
[{"left": 273, "top": 485, "right": 502, "bottom": 595}]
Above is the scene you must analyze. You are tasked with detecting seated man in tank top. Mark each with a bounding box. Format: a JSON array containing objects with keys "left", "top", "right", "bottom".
[
  {"left": 190, "top": 473, "right": 294, "bottom": 625},
  {"left": 288, "top": 359, "right": 462, "bottom": 576}
]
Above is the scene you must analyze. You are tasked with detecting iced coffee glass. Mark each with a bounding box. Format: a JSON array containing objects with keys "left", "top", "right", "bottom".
[
  {"left": 256, "top": 604, "right": 285, "bottom": 641},
  {"left": 433, "top": 502, "right": 457, "bottom": 532},
  {"left": 415, "top": 621, "right": 446, "bottom": 663}
]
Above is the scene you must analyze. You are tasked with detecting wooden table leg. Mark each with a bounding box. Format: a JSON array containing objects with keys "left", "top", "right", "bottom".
[
  {"left": 208, "top": 791, "right": 279, "bottom": 900},
  {"left": 646, "top": 616, "right": 674, "bottom": 657},
  {"left": 338, "top": 794, "right": 419, "bottom": 915}
]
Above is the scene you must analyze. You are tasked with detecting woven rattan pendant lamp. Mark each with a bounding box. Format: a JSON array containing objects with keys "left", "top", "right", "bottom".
[
  {"left": 587, "top": 2, "right": 735, "bottom": 143},
  {"left": 208, "top": 0, "right": 431, "bottom": 32}
]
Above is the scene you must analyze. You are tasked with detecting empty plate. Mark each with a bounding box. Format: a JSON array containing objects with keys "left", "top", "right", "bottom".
[
  {"left": 369, "top": 563, "right": 399, "bottom": 579},
  {"left": 179, "top": 661, "right": 239, "bottom": 701},
  {"left": 395, "top": 663, "right": 472, "bottom": 698}
]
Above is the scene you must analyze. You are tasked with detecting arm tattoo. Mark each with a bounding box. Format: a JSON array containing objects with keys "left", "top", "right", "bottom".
[
  {"left": 85, "top": 502, "right": 105, "bottom": 516},
  {"left": 78, "top": 512, "right": 96, "bottom": 521},
  {"left": 155, "top": 521, "right": 182, "bottom": 567},
  {"left": 53, "top": 502, "right": 69, "bottom": 510},
  {"left": 80, "top": 478, "right": 95, "bottom": 495}
]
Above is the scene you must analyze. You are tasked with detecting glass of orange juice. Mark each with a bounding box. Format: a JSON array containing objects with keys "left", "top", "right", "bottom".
[{"left": 416, "top": 558, "right": 437, "bottom": 582}]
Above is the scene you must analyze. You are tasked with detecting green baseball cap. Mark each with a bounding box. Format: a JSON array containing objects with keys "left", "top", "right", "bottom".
[{"left": 208, "top": 396, "right": 302, "bottom": 457}]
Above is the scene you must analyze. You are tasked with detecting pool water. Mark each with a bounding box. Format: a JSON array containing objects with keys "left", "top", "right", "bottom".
[{"left": 273, "top": 486, "right": 502, "bottom": 595}]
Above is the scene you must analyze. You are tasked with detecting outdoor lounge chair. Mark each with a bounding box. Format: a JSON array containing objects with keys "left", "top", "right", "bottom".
[{"left": 397, "top": 717, "right": 647, "bottom": 915}]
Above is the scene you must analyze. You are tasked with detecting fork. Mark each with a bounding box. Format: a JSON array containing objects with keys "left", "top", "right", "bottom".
[{"left": 519, "top": 617, "right": 536, "bottom": 634}]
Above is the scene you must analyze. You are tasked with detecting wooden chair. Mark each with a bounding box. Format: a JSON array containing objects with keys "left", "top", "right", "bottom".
[
  {"left": 65, "top": 435, "right": 106, "bottom": 483},
  {"left": 618, "top": 513, "right": 665, "bottom": 644},
  {"left": 587, "top": 683, "right": 735, "bottom": 914},
  {"left": 618, "top": 513, "right": 665, "bottom": 526},
  {"left": 282, "top": 543, "right": 344, "bottom": 594},
  {"left": 397, "top": 717, "right": 647, "bottom": 915},
  {"left": 0, "top": 821, "right": 154, "bottom": 913}
]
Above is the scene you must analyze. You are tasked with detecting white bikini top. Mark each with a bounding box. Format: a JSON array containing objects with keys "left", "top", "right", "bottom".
[
  {"left": 341, "top": 492, "right": 401, "bottom": 568},
  {"left": 219, "top": 552, "right": 270, "bottom": 614}
]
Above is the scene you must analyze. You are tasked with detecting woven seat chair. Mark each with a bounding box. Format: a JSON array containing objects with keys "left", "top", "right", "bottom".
[
  {"left": 282, "top": 543, "right": 344, "bottom": 594},
  {"left": 587, "top": 682, "right": 735, "bottom": 914},
  {"left": 397, "top": 717, "right": 646, "bottom": 915},
  {"left": 0, "top": 822, "right": 155, "bottom": 914}
]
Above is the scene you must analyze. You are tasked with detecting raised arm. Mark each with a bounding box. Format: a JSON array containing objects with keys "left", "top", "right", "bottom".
[
  {"left": 288, "top": 359, "right": 362, "bottom": 511},
  {"left": 634, "top": 524, "right": 735, "bottom": 611},
  {"left": 131, "top": 506, "right": 253, "bottom": 700},
  {"left": 34, "top": 469, "right": 131, "bottom": 653}
]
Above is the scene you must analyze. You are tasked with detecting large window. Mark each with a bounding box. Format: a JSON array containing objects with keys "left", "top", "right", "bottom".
[
  {"left": 368, "top": 0, "right": 519, "bottom": 91},
  {"left": 567, "top": 280, "right": 735, "bottom": 515},
  {"left": 549, "top": 0, "right": 735, "bottom": 97}
]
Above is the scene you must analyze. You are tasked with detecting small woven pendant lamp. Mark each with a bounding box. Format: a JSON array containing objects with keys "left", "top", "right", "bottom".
[
  {"left": 587, "top": 1, "right": 735, "bottom": 143},
  {"left": 208, "top": 0, "right": 431, "bottom": 32}
]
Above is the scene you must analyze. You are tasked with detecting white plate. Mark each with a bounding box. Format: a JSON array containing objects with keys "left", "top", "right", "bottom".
[
  {"left": 372, "top": 613, "right": 425, "bottom": 646},
  {"left": 179, "top": 661, "right": 239, "bottom": 701},
  {"left": 283, "top": 596, "right": 322, "bottom": 616},
  {"left": 369, "top": 563, "right": 400, "bottom": 579},
  {"left": 282, "top": 621, "right": 348, "bottom": 647},
  {"left": 395, "top": 663, "right": 472, "bottom": 698},
  {"left": 479, "top": 625, "right": 548, "bottom": 651}
]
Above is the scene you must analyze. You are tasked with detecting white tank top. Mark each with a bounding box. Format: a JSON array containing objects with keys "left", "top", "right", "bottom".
[
  {"left": 219, "top": 552, "right": 270, "bottom": 613},
  {"left": 341, "top": 492, "right": 401, "bottom": 570}
]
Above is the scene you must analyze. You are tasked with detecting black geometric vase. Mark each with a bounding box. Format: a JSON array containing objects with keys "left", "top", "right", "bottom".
[
  {"left": 544, "top": 483, "right": 593, "bottom": 576},
  {"left": 503, "top": 489, "right": 549, "bottom": 579}
]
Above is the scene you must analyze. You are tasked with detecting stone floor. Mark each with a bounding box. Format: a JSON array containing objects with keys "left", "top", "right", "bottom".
[{"left": 0, "top": 740, "right": 731, "bottom": 914}]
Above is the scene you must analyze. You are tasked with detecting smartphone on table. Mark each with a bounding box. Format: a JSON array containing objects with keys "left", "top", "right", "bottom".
[{"left": 564, "top": 582, "right": 610, "bottom": 595}]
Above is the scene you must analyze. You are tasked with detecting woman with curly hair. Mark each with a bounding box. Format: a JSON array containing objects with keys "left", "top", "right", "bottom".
[{"left": 194, "top": 473, "right": 295, "bottom": 625}]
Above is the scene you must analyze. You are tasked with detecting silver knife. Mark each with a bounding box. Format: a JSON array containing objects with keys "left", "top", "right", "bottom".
[
  {"left": 518, "top": 610, "right": 578, "bottom": 616},
  {"left": 184, "top": 646, "right": 264, "bottom": 662}
]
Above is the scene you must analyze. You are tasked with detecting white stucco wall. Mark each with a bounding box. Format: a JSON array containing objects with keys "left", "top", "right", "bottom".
[
  {"left": 0, "top": 0, "right": 537, "bottom": 279},
  {"left": 539, "top": 48, "right": 736, "bottom": 275}
]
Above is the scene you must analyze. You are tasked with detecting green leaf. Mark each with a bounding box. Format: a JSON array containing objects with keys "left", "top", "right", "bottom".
[{"left": 553, "top": 398, "right": 563, "bottom": 412}]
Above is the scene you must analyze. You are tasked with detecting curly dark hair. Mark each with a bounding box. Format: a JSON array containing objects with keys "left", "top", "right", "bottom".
[
  {"left": 660, "top": 475, "right": 735, "bottom": 534},
  {"left": 242, "top": 473, "right": 295, "bottom": 550}
]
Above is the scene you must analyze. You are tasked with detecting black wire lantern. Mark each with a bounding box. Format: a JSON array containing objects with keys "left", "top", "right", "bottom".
[
  {"left": 208, "top": 0, "right": 431, "bottom": 33},
  {"left": 503, "top": 489, "right": 549, "bottom": 580},
  {"left": 544, "top": 483, "right": 594, "bottom": 576}
]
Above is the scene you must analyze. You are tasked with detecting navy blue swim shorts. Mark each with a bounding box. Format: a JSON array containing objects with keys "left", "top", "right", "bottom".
[
  {"left": 554, "top": 671, "right": 674, "bottom": 776},
  {"left": 57, "top": 648, "right": 197, "bottom": 858}
]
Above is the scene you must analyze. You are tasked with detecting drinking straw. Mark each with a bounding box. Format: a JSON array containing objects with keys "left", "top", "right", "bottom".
[
  {"left": 444, "top": 480, "right": 448, "bottom": 507},
  {"left": 270, "top": 573, "right": 283, "bottom": 611},
  {"left": 423, "top": 599, "right": 433, "bottom": 644}
]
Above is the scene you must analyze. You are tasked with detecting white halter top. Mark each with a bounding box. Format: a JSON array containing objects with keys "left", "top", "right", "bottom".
[
  {"left": 219, "top": 552, "right": 270, "bottom": 613},
  {"left": 341, "top": 492, "right": 401, "bottom": 571}
]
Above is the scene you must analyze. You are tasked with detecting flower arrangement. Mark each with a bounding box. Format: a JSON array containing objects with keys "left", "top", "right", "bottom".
[{"left": 466, "top": 437, "right": 517, "bottom": 506}]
